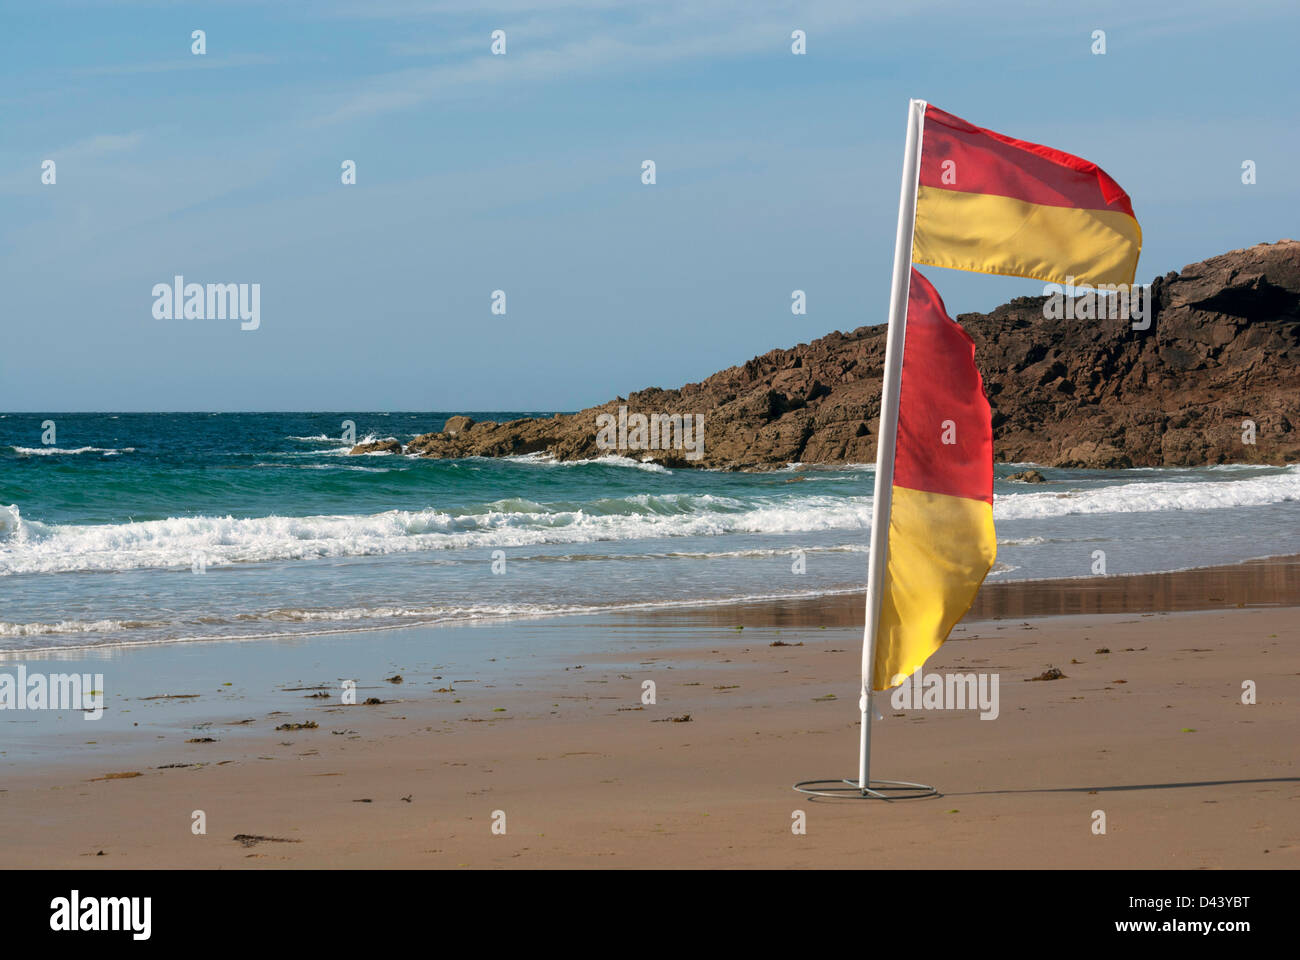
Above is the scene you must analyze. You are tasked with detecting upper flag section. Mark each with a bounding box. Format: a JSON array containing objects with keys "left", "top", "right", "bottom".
[{"left": 912, "top": 104, "right": 1141, "bottom": 287}]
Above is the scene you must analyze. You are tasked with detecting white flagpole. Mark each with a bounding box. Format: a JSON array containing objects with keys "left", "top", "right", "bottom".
[{"left": 859, "top": 98, "right": 927, "bottom": 793}]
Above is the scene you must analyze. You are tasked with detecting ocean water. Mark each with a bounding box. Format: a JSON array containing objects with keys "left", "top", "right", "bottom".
[{"left": 1, "top": 412, "right": 1297, "bottom": 654}]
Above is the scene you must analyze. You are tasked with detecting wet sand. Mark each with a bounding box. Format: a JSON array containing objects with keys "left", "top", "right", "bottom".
[
  {"left": 632, "top": 553, "right": 1300, "bottom": 631},
  {"left": 1, "top": 557, "right": 1296, "bottom": 868}
]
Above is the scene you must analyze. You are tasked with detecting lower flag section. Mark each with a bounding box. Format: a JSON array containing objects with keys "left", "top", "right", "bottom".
[{"left": 873, "top": 269, "right": 996, "bottom": 690}]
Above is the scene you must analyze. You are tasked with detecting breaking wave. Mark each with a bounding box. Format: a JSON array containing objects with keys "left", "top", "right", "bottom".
[
  {"left": 993, "top": 466, "right": 1300, "bottom": 519},
  {"left": 0, "top": 494, "right": 871, "bottom": 575},
  {"left": 1, "top": 466, "right": 1295, "bottom": 576}
]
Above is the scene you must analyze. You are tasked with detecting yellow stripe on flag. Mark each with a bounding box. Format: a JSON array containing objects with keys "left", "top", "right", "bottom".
[
  {"left": 912, "top": 185, "right": 1143, "bottom": 287},
  {"left": 873, "top": 484, "right": 997, "bottom": 691}
]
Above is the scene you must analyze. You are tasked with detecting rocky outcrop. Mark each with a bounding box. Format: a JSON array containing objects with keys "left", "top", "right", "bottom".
[
  {"left": 348, "top": 438, "right": 403, "bottom": 455},
  {"left": 370, "top": 241, "right": 1300, "bottom": 469}
]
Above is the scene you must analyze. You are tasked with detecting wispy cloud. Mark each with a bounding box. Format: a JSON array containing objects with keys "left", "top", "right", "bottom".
[
  {"left": 62, "top": 131, "right": 145, "bottom": 158},
  {"left": 315, "top": 0, "right": 895, "bottom": 125},
  {"left": 0, "top": 130, "right": 145, "bottom": 192},
  {"left": 69, "top": 52, "right": 283, "bottom": 78}
]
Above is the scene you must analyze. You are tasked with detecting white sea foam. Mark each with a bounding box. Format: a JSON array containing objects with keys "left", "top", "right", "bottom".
[
  {"left": 0, "top": 505, "right": 21, "bottom": 539},
  {"left": 992, "top": 466, "right": 1300, "bottom": 519},
  {"left": 502, "top": 452, "right": 672, "bottom": 473},
  {"left": 0, "top": 495, "right": 871, "bottom": 575},
  {"left": 1, "top": 466, "right": 1296, "bottom": 576},
  {"left": 10, "top": 446, "right": 135, "bottom": 456},
  {"left": 0, "top": 618, "right": 166, "bottom": 638},
  {"left": 997, "top": 535, "right": 1048, "bottom": 547}
]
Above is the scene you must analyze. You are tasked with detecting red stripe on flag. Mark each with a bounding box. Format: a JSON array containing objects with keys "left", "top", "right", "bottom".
[
  {"left": 891, "top": 269, "right": 993, "bottom": 505},
  {"left": 919, "top": 104, "right": 1136, "bottom": 218}
]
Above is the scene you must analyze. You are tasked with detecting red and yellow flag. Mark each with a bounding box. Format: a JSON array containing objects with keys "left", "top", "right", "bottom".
[
  {"left": 873, "top": 269, "right": 996, "bottom": 689},
  {"left": 913, "top": 104, "right": 1141, "bottom": 286}
]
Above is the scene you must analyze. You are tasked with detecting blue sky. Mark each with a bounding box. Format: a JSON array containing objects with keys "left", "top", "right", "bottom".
[{"left": 3, "top": 0, "right": 1297, "bottom": 411}]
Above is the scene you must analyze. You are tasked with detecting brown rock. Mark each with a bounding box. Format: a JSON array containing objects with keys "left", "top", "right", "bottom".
[
  {"left": 393, "top": 241, "right": 1300, "bottom": 469},
  {"left": 349, "top": 439, "right": 404, "bottom": 455},
  {"left": 442, "top": 415, "right": 475, "bottom": 437}
]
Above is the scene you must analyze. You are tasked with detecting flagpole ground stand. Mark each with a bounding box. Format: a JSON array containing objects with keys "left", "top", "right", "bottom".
[{"left": 792, "top": 778, "right": 937, "bottom": 800}]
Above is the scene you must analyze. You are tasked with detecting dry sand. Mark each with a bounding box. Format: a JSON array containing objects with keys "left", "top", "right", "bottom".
[{"left": 2, "top": 558, "right": 1297, "bottom": 869}]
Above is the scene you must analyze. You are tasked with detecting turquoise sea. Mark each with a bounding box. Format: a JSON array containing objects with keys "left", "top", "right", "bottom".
[{"left": 2, "top": 412, "right": 1297, "bottom": 654}]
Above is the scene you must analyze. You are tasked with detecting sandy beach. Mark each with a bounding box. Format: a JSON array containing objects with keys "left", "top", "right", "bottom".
[{"left": 1, "top": 557, "right": 1296, "bottom": 869}]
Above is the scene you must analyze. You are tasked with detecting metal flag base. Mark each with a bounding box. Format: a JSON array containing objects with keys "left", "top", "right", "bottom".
[{"left": 792, "top": 778, "right": 938, "bottom": 800}]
